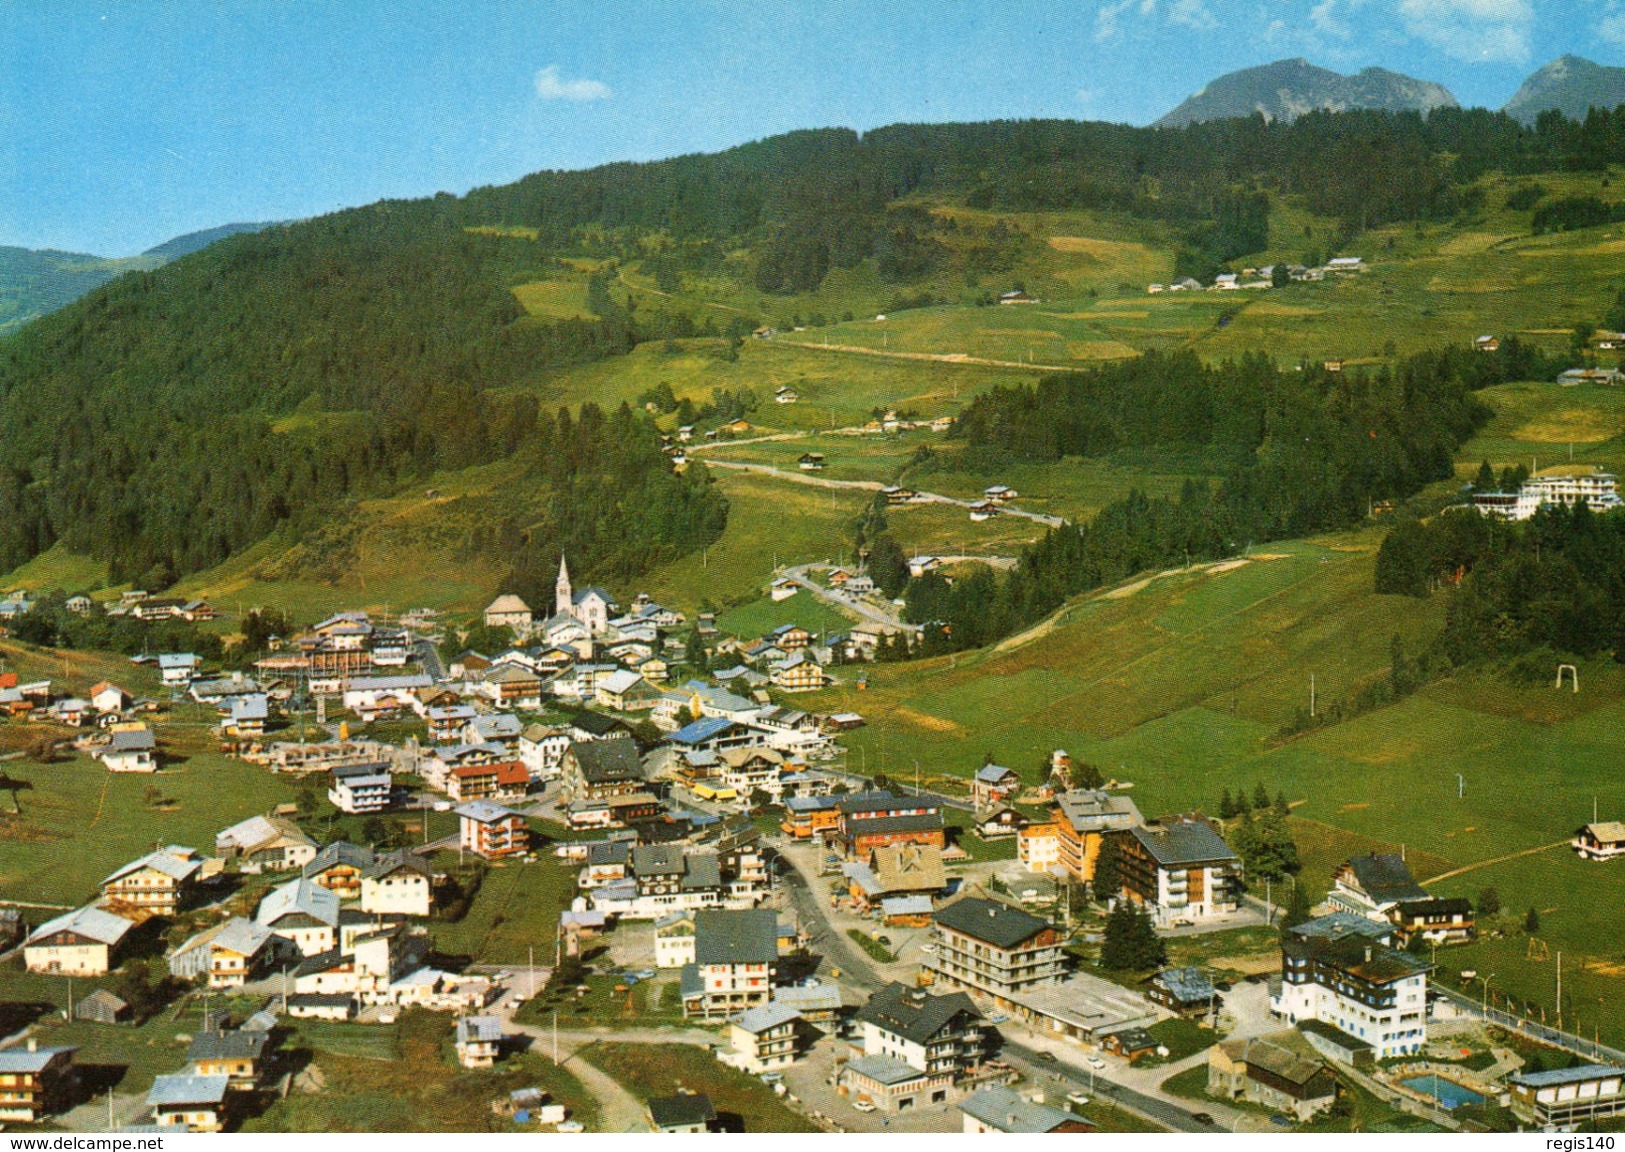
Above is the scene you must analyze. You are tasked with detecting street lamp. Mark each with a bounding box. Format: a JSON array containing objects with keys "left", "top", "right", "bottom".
[{"left": 1479, "top": 973, "right": 1496, "bottom": 1017}]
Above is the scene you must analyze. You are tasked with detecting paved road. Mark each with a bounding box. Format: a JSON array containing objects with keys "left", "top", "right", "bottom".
[
  {"left": 703, "top": 458, "right": 1065, "bottom": 528},
  {"left": 998, "top": 1036, "right": 1231, "bottom": 1134},
  {"left": 780, "top": 565, "right": 919, "bottom": 633}
]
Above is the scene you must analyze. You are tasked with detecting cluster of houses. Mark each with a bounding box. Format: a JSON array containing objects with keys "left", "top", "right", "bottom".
[
  {"left": 1147, "top": 257, "right": 1363, "bottom": 295},
  {"left": 1471, "top": 469, "right": 1623, "bottom": 521}
]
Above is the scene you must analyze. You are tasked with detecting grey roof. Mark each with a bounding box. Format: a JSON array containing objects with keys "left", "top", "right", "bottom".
[
  {"left": 27, "top": 904, "right": 136, "bottom": 948},
  {"left": 855, "top": 982, "right": 980, "bottom": 1045},
  {"left": 188, "top": 1028, "right": 271, "bottom": 1063},
  {"left": 456, "top": 1016, "right": 504, "bottom": 1044},
  {"left": 631, "top": 843, "right": 685, "bottom": 876},
  {"left": 880, "top": 895, "right": 935, "bottom": 916},
  {"left": 363, "top": 850, "right": 434, "bottom": 881},
  {"left": 1343, "top": 853, "right": 1429, "bottom": 905},
  {"left": 571, "top": 737, "right": 643, "bottom": 783},
  {"left": 934, "top": 896, "right": 1051, "bottom": 950},
  {"left": 240, "top": 1010, "right": 279, "bottom": 1032},
  {"left": 694, "top": 909, "right": 779, "bottom": 965},
  {"left": 1511, "top": 1064, "right": 1623, "bottom": 1088},
  {"left": 108, "top": 728, "right": 156, "bottom": 752},
  {"left": 174, "top": 917, "right": 278, "bottom": 962},
  {"left": 1152, "top": 967, "right": 1217, "bottom": 1003},
  {"left": 455, "top": 800, "right": 518, "bottom": 823},
  {"left": 975, "top": 764, "right": 1017, "bottom": 784},
  {"left": 148, "top": 1073, "right": 230, "bottom": 1107},
  {"left": 1129, "top": 819, "right": 1238, "bottom": 867},
  {"left": 648, "top": 1092, "right": 716, "bottom": 1129},
  {"left": 0, "top": 1044, "right": 75, "bottom": 1074},
  {"left": 846, "top": 812, "right": 944, "bottom": 838},
  {"left": 771, "top": 982, "right": 844, "bottom": 1014},
  {"left": 681, "top": 852, "right": 722, "bottom": 891},
  {"left": 76, "top": 988, "right": 130, "bottom": 1014},
  {"left": 342, "top": 674, "right": 432, "bottom": 693},
  {"left": 588, "top": 842, "right": 631, "bottom": 866},
  {"left": 1290, "top": 912, "right": 1393, "bottom": 944},
  {"left": 958, "top": 1084, "right": 1082, "bottom": 1133},
  {"left": 102, "top": 845, "right": 201, "bottom": 887},
  {"left": 733, "top": 1002, "right": 802, "bottom": 1034},
  {"left": 304, "top": 841, "right": 375, "bottom": 877},
  {"left": 1053, "top": 789, "right": 1143, "bottom": 833},
  {"left": 256, "top": 877, "right": 340, "bottom": 929},
  {"left": 843, "top": 1054, "right": 924, "bottom": 1086}
]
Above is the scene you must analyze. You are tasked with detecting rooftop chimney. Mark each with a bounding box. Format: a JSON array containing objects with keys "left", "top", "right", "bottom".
[
  {"left": 1364, "top": 946, "right": 1373, "bottom": 963},
  {"left": 26, "top": 1037, "right": 36, "bottom": 1052}
]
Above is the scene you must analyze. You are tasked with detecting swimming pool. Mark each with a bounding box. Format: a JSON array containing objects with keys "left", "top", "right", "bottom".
[{"left": 1400, "top": 1075, "right": 1486, "bottom": 1110}]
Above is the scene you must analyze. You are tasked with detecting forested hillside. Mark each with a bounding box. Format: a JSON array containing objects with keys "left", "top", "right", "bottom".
[
  {"left": 4, "top": 103, "right": 1625, "bottom": 595},
  {"left": 898, "top": 344, "right": 1520, "bottom": 650}
]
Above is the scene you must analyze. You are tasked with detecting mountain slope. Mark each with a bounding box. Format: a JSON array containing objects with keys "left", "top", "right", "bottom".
[
  {"left": 141, "top": 220, "right": 279, "bottom": 261},
  {"left": 1503, "top": 55, "right": 1625, "bottom": 125},
  {"left": 1155, "top": 58, "right": 1457, "bottom": 127},
  {"left": 0, "top": 222, "right": 279, "bottom": 336},
  {"left": 0, "top": 247, "right": 156, "bottom": 335}
]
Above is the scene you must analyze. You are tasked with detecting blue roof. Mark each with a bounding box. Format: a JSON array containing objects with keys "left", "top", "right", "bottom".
[{"left": 670, "top": 715, "right": 738, "bottom": 746}]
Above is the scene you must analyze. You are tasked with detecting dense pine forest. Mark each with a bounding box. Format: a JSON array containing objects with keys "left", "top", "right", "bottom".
[{"left": 2, "top": 105, "right": 1625, "bottom": 593}]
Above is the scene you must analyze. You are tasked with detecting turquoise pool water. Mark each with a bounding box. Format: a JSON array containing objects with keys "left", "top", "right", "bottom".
[{"left": 1400, "top": 1075, "right": 1485, "bottom": 1110}]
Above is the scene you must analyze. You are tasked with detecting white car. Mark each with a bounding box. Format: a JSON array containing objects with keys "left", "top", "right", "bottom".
[
  {"left": 1066, "top": 1092, "right": 1090, "bottom": 1107},
  {"left": 852, "top": 1099, "right": 876, "bottom": 1113},
  {"left": 1086, "top": 1056, "right": 1106, "bottom": 1070}
]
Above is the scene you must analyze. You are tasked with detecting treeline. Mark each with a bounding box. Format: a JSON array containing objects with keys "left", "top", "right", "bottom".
[
  {"left": 0, "top": 214, "right": 675, "bottom": 588},
  {"left": 1376, "top": 500, "right": 1625, "bottom": 664},
  {"left": 451, "top": 106, "right": 1625, "bottom": 291},
  {"left": 8, "top": 591, "right": 225, "bottom": 659},
  {"left": 1531, "top": 195, "right": 1625, "bottom": 234},
  {"left": 900, "top": 346, "right": 1501, "bottom": 652}
]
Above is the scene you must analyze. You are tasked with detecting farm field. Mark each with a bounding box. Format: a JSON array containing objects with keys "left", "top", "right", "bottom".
[
  {"left": 427, "top": 852, "right": 580, "bottom": 967},
  {"left": 641, "top": 470, "right": 866, "bottom": 613},
  {"left": 0, "top": 750, "right": 296, "bottom": 907},
  {"left": 245, "top": 1009, "right": 600, "bottom": 1132}
]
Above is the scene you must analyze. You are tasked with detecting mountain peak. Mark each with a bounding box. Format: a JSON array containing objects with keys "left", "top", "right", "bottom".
[
  {"left": 1503, "top": 55, "right": 1625, "bottom": 125},
  {"left": 1154, "top": 58, "right": 1457, "bottom": 129}
]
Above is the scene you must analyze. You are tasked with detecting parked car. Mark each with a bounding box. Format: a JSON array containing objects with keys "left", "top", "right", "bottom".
[
  {"left": 1086, "top": 1056, "right": 1105, "bottom": 1070},
  {"left": 853, "top": 1099, "right": 876, "bottom": 1113},
  {"left": 1066, "top": 1092, "right": 1090, "bottom": 1107},
  {"left": 1037, "top": 1052, "right": 1058, "bottom": 1064},
  {"left": 1192, "top": 1113, "right": 1216, "bottom": 1127},
  {"left": 1270, "top": 1114, "right": 1292, "bottom": 1127}
]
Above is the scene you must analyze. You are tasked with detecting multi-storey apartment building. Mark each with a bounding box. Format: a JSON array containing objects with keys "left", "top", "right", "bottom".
[
  {"left": 1271, "top": 914, "right": 1431, "bottom": 1060},
  {"left": 924, "top": 896, "right": 1066, "bottom": 1002}
]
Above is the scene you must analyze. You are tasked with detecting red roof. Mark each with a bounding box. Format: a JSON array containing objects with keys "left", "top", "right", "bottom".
[
  {"left": 452, "top": 761, "right": 529, "bottom": 788},
  {"left": 0, "top": 673, "right": 16, "bottom": 690}
]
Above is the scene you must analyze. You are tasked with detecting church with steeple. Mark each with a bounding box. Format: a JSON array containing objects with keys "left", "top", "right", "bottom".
[{"left": 553, "top": 554, "right": 615, "bottom": 635}]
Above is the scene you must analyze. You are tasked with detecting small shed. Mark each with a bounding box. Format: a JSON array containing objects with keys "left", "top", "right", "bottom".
[{"left": 74, "top": 988, "right": 132, "bottom": 1025}]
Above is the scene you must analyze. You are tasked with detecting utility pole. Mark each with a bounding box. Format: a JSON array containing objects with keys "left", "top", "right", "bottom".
[
  {"left": 552, "top": 1008, "right": 559, "bottom": 1065},
  {"left": 1309, "top": 673, "right": 1316, "bottom": 719},
  {"left": 1557, "top": 952, "right": 1563, "bottom": 1031},
  {"left": 1457, "top": 774, "right": 1465, "bottom": 800}
]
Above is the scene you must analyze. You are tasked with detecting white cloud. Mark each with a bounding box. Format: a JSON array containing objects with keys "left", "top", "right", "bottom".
[
  {"left": 1096, "top": 0, "right": 1219, "bottom": 40},
  {"left": 1168, "top": 0, "right": 1218, "bottom": 28},
  {"left": 1094, "top": 0, "right": 1139, "bottom": 43},
  {"left": 1396, "top": 0, "right": 1532, "bottom": 63},
  {"left": 1601, "top": 3, "right": 1625, "bottom": 46},
  {"left": 533, "top": 65, "right": 611, "bottom": 102},
  {"left": 1310, "top": 0, "right": 1353, "bottom": 39}
]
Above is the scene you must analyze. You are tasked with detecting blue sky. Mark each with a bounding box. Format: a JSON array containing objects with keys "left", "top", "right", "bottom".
[{"left": 1, "top": 1, "right": 1619, "bottom": 255}]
